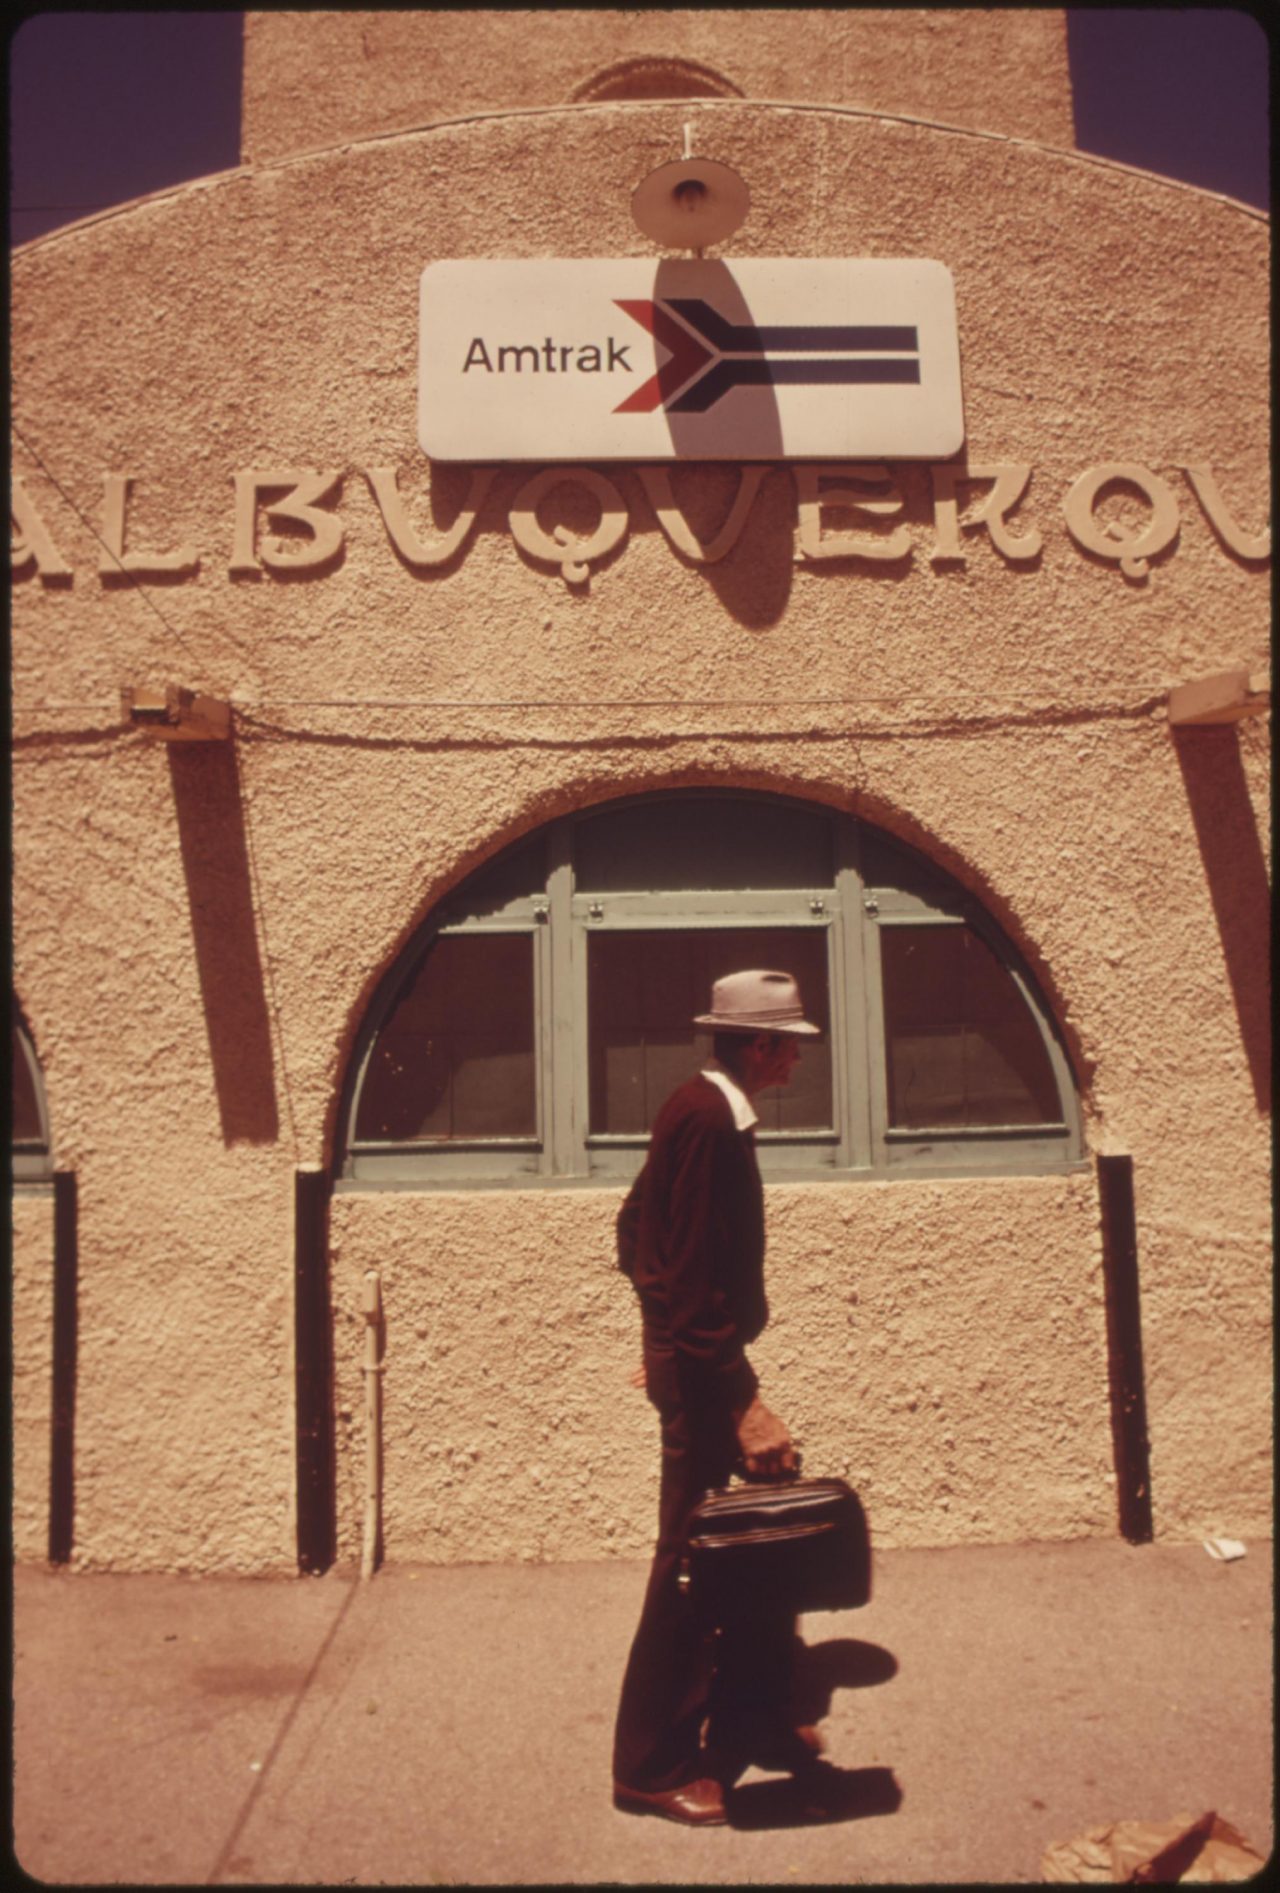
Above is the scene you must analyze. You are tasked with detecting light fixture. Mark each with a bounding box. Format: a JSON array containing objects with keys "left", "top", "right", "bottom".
[{"left": 630, "top": 156, "right": 750, "bottom": 252}]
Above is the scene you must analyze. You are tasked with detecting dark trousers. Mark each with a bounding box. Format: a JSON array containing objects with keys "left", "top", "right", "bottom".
[{"left": 612, "top": 1346, "right": 795, "bottom": 1791}]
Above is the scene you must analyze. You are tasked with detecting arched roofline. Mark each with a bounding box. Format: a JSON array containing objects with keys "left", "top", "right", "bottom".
[{"left": 15, "top": 95, "right": 1266, "bottom": 258}]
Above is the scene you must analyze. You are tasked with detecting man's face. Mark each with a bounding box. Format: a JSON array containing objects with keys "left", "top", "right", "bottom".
[{"left": 742, "top": 1031, "right": 800, "bottom": 1096}]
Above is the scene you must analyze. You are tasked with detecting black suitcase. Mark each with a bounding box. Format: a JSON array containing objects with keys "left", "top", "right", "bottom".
[{"left": 679, "top": 1475, "right": 871, "bottom": 1624}]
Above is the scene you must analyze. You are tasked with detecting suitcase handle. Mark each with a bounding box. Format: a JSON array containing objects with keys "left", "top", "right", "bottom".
[{"left": 735, "top": 1447, "right": 803, "bottom": 1483}]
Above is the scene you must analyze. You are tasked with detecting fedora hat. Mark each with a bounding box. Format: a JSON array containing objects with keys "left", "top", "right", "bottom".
[{"left": 694, "top": 969, "right": 821, "bottom": 1036}]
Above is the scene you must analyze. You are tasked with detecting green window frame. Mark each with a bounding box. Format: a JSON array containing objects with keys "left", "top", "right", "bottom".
[
  {"left": 12, "top": 1001, "right": 53, "bottom": 1188},
  {"left": 337, "top": 792, "right": 1084, "bottom": 1188}
]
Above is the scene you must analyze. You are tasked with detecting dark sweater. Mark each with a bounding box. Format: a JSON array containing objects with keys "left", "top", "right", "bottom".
[{"left": 617, "top": 1074, "right": 766, "bottom": 1418}]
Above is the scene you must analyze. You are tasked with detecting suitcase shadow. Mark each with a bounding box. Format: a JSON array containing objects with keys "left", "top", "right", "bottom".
[
  {"left": 793, "top": 1634, "right": 899, "bottom": 1722},
  {"left": 726, "top": 1761, "right": 902, "bottom": 1829}
]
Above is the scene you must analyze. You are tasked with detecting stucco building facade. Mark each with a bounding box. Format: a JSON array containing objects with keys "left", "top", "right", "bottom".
[{"left": 11, "top": 10, "right": 1270, "bottom": 1576}]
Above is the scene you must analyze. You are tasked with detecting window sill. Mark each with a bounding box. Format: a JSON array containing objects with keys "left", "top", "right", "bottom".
[{"left": 334, "top": 1156, "right": 1092, "bottom": 1195}]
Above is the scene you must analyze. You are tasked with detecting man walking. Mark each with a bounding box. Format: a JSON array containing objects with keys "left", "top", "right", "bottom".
[{"left": 612, "top": 968, "right": 822, "bottom": 1826}]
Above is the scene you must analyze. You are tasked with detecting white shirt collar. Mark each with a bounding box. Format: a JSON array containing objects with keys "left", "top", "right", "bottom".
[{"left": 702, "top": 1060, "right": 758, "bottom": 1132}]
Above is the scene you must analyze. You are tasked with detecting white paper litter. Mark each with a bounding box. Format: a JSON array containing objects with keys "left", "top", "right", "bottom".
[{"left": 1203, "top": 1538, "right": 1247, "bottom": 1562}]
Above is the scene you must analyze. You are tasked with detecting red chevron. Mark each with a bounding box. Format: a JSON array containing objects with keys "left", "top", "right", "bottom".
[{"left": 612, "top": 300, "right": 716, "bottom": 413}]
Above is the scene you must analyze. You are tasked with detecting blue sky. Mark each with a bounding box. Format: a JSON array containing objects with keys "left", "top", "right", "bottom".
[{"left": 7, "top": 9, "right": 1269, "bottom": 247}]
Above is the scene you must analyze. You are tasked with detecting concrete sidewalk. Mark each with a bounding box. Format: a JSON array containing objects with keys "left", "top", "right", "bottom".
[{"left": 12, "top": 1539, "right": 1273, "bottom": 1886}]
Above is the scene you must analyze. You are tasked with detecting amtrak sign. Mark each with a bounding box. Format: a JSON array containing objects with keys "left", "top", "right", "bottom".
[{"left": 419, "top": 259, "right": 964, "bottom": 461}]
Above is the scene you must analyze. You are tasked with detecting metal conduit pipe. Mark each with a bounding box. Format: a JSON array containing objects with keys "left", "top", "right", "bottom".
[
  {"left": 1097, "top": 1153, "right": 1154, "bottom": 1543},
  {"left": 294, "top": 1167, "right": 336, "bottom": 1574},
  {"left": 361, "top": 1269, "right": 384, "bottom": 1579},
  {"left": 49, "top": 1170, "right": 79, "bottom": 1565}
]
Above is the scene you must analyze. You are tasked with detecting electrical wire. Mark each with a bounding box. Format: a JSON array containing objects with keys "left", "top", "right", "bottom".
[
  {"left": 224, "top": 692, "right": 1174, "bottom": 711},
  {"left": 221, "top": 694, "right": 1173, "bottom": 755},
  {"left": 11, "top": 689, "right": 1201, "bottom": 751},
  {"left": 11, "top": 693, "right": 1177, "bottom": 715}
]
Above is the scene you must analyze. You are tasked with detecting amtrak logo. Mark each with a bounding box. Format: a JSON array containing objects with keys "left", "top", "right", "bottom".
[
  {"left": 419, "top": 258, "right": 963, "bottom": 463},
  {"left": 614, "top": 299, "right": 921, "bottom": 415}
]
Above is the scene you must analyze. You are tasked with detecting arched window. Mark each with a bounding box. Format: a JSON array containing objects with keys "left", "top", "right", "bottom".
[
  {"left": 12, "top": 1000, "right": 53, "bottom": 1186},
  {"left": 569, "top": 57, "right": 743, "bottom": 103},
  {"left": 339, "top": 793, "right": 1082, "bottom": 1186}
]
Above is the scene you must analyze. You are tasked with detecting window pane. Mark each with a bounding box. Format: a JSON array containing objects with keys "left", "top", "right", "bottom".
[
  {"left": 575, "top": 797, "right": 833, "bottom": 892},
  {"left": 880, "top": 925, "right": 1062, "bottom": 1128},
  {"left": 588, "top": 928, "right": 831, "bottom": 1135},
  {"left": 355, "top": 933, "right": 536, "bottom": 1141},
  {"left": 860, "top": 826, "right": 962, "bottom": 908},
  {"left": 11, "top": 1019, "right": 43, "bottom": 1144},
  {"left": 457, "top": 832, "right": 548, "bottom": 915}
]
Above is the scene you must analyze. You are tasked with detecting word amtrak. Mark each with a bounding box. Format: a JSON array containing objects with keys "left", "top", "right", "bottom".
[{"left": 462, "top": 337, "right": 633, "bottom": 374}]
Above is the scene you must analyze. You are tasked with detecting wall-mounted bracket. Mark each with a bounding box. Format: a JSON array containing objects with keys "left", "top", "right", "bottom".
[
  {"left": 1167, "top": 668, "right": 1270, "bottom": 727},
  {"left": 121, "top": 683, "right": 231, "bottom": 741}
]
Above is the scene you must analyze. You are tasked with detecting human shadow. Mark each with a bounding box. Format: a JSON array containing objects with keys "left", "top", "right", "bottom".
[
  {"left": 724, "top": 1634, "right": 902, "bottom": 1828},
  {"left": 727, "top": 1762, "right": 902, "bottom": 1829}
]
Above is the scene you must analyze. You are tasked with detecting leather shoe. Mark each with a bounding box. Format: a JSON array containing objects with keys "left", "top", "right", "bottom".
[{"left": 613, "top": 1777, "right": 728, "bottom": 1826}]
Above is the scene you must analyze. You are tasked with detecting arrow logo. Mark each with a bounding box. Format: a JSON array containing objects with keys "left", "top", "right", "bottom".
[
  {"left": 612, "top": 300, "right": 716, "bottom": 413},
  {"left": 613, "top": 298, "right": 921, "bottom": 415}
]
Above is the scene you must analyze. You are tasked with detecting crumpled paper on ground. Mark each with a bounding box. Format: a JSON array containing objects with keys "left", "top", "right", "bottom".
[{"left": 1042, "top": 1810, "right": 1266, "bottom": 1882}]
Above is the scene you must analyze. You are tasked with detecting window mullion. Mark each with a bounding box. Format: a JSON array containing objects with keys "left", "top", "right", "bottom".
[
  {"left": 570, "top": 890, "right": 819, "bottom": 922},
  {"left": 545, "top": 826, "right": 577, "bottom": 1177},
  {"left": 834, "top": 839, "right": 872, "bottom": 1171},
  {"left": 859, "top": 915, "right": 891, "bottom": 1165}
]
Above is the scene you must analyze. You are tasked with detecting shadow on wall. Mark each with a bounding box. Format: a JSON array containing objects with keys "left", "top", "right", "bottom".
[
  {"left": 656, "top": 256, "right": 794, "bottom": 629},
  {"left": 1172, "top": 727, "right": 1271, "bottom": 1114},
  {"left": 167, "top": 742, "right": 279, "bottom": 1144}
]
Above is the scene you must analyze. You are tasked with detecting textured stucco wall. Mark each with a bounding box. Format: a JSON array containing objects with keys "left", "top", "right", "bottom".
[
  {"left": 11, "top": 1195, "right": 55, "bottom": 1562},
  {"left": 329, "top": 1174, "right": 1115, "bottom": 1566},
  {"left": 241, "top": 8, "right": 1075, "bottom": 164},
  {"left": 11, "top": 99, "right": 1270, "bottom": 1572}
]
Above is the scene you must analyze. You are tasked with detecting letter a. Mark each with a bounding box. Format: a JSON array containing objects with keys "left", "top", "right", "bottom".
[{"left": 463, "top": 338, "right": 494, "bottom": 373}]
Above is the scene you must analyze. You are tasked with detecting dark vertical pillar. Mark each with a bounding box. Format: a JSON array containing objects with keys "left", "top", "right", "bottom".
[
  {"left": 1097, "top": 1153, "right": 1154, "bottom": 1543},
  {"left": 48, "top": 1170, "right": 78, "bottom": 1564},
  {"left": 295, "top": 1167, "right": 336, "bottom": 1574}
]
